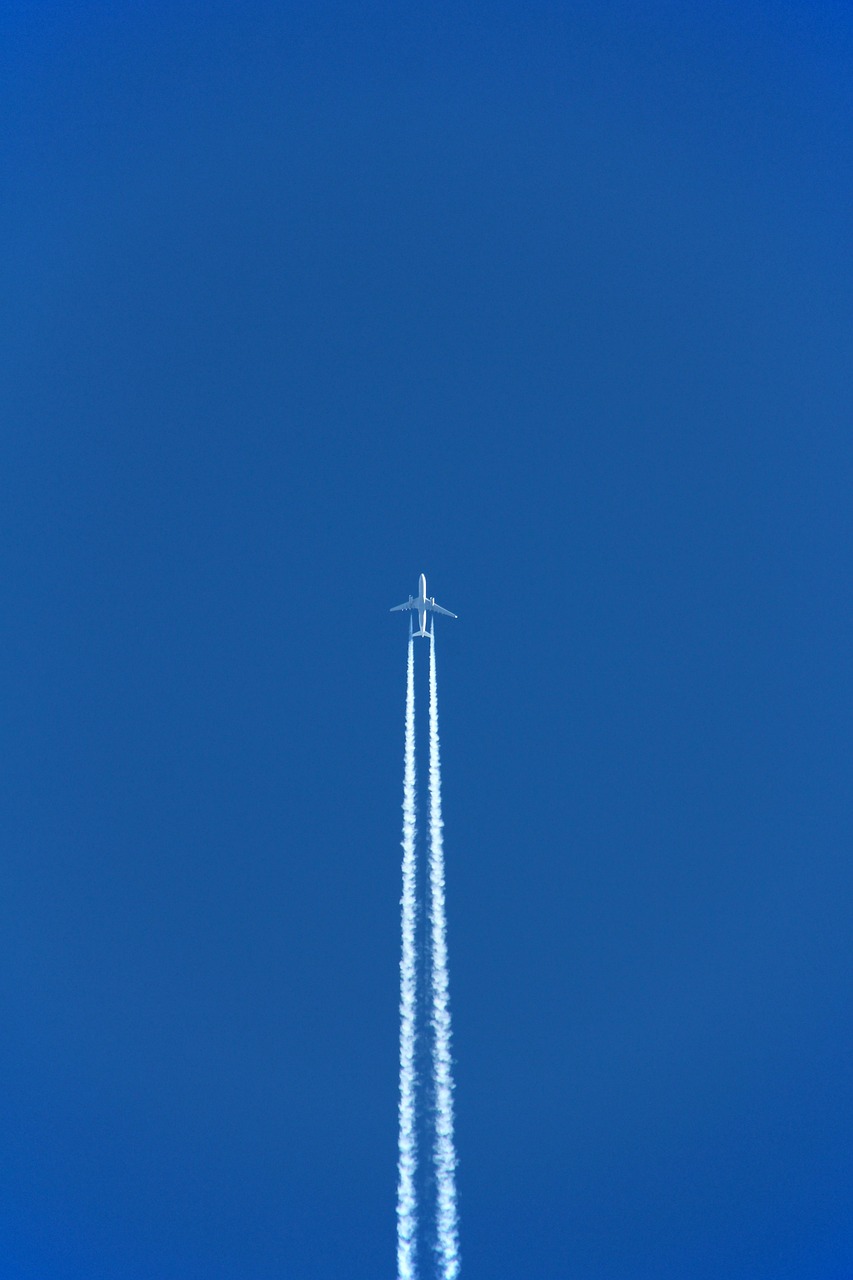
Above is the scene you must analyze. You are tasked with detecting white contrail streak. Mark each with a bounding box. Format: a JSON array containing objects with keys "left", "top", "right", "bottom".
[
  {"left": 397, "top": 632, "right": 419, "bottom": 1280},
  {"left": 428, "top": 626, "right": 461, "bottom": 1280}
]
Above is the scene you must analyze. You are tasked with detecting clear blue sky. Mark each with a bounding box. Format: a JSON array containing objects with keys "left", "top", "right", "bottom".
[{"left": 2, "top": 3, "right": 853, "bottom": 1277}]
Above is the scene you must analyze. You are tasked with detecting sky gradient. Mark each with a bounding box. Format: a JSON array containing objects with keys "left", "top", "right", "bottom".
[{"left": 2, "top": 3, "right": 853, "bottom": 1277}]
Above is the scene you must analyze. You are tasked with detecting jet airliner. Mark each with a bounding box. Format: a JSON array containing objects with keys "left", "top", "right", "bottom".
[{"left": 390, "top": 574, "right": 457, "bottom": 637}]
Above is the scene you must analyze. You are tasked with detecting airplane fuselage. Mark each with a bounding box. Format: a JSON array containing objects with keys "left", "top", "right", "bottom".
[
  {"left": 390, "top": 573, "right": 457, "bottom": 636},
  {"left": 416, "top": 573, "right": 429, "bottom": 636}
]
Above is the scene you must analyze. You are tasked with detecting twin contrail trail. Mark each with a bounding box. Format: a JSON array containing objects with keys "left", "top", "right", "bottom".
[
  {"left": 396, "top": 623, "right": 460, "bottom": 1280},
  {"left": 396, "top": 630, "right": 419, "bottom": 1280},
  {"left": 427, "top": 630, "right": 460, "bottom": 1280}
]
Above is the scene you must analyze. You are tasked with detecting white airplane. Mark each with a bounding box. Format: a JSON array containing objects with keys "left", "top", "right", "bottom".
[{"left": 391, "top": 573, "right": 457, "bottom": 637}]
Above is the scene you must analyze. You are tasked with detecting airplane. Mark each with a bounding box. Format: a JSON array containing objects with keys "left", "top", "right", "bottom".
[{"left": 390, "top": 573, "right": 457, "bottom": 637}]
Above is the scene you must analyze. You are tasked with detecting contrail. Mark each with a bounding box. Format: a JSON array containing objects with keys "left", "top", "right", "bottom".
[
  {"left": 428, "top": 625, "right": 461, "bottom": 1280},
  {"left": 397, "top": 628, "right": 419, "bottom": 1280}
]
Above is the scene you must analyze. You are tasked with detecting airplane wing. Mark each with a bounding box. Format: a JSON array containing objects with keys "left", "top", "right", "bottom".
[
  {"left": 390, "top": 600, "right": 415, "bottom": 612},
  {"left": 428, "top": 602, "right": 457, "bottom": 618}
]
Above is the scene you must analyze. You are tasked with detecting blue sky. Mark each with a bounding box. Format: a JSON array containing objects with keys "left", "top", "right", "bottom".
[{"left": 2, "top": 3, "right": 853, "bottom": 1276}]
